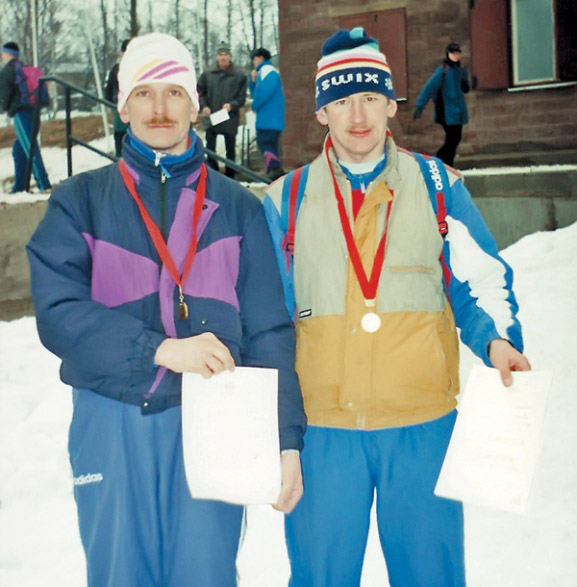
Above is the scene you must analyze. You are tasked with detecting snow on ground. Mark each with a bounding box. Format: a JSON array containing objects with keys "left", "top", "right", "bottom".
[{"left": 0, "top": 131, "right": 576, "bottom": 586}]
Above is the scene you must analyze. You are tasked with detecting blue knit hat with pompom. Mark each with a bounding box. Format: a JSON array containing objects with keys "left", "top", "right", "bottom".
[{"left": 315, "top": 27, "right": 396, "bottom": 111}]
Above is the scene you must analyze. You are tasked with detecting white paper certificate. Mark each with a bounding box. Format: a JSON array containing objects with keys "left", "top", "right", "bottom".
[
  {"left": 435, "top": 365, "right": 553, "bottom": 513},
  {"left": 209, "top": 108, "right": 230, "bottom": 126},
  {"left": 181, "top": 367, "right": 281, "bottom": 505}
]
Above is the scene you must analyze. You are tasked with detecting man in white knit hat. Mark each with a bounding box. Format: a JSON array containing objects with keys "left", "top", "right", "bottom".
[
  {"left": 27, "top": 32, "right": 305, "bottom": 586},
  {"left": 263, "top": 27, "right": 530, "bottom": 586}
]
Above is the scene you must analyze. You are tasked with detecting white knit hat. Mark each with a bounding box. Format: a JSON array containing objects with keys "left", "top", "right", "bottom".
[{"left": 117, "top": 33, "right": 199, "bottom": 112}]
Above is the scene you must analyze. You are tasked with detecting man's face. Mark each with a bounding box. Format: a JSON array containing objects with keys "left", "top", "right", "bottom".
[
  {"left": 217, "top": 51, "right": 231, "bottom": 69},
  {"left": 119, "top": 83, "right": 198, "bottom": 155},
  {"left": 252, "top": 55, "right": 265, "bottom": 69},
  {"left": 316, "top": 92, "right": 398, "bottom": 163},
  {"left": 1, "top": 52, "right": 12, "bottom": 65}
]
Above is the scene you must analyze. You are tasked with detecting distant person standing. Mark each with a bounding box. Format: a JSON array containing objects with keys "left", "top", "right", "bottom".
[
  {"left": 249, "top": 47, "right": 285, "bottom": 180},
  {"left": 104, "top": 39, "right": 130, "bottom": 157},
  {"left": 197, "top": 42, "right": 247, "bottom": 178},
  {"left": 413, "top": 42, "right": 470, "bottom": 166},
  {"left": 0, "top": 41, "right": 51, "bottom": 194}
]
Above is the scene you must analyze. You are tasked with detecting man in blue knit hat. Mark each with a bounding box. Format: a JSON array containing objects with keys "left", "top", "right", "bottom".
[
  {"left": 263, "top": 27, "right": 530, "bottom": 586},
  {"left": 0, "top": 41, "right": 51, "bottom": 193}
]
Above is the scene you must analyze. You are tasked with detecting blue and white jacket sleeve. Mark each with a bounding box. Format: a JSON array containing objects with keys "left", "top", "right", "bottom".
[
  {"left": 261, "top": 190, "right": 297, "bottom": 322},
  {"left": 444, "top": 177, "right": 524, "bottom": 364},
  {"left": 251, "top": 66, "right": 279, "bottom": 113}
]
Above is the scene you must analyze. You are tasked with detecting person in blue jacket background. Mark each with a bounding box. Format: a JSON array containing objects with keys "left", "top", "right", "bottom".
[
  {"left": 26, "top": 32, "right": 305, "bottom": 587},
  {"left": 249, "top": 47, "right": 285, "bottom": 180},
  {"left": 413, "top": 42, "right": 470, "bottom": 166}
]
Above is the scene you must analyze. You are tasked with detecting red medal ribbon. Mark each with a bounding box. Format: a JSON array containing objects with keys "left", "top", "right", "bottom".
[
  {"left": 325, "top": 137, "right": 392, "bottom": 303},
  {"left": 118, "top": 160, "right": 207, "bottom": 318}
]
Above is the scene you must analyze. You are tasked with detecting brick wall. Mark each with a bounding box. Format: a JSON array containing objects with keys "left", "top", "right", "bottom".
[{"left": 279, "top": 0, "right": 577, "bottom": 167}]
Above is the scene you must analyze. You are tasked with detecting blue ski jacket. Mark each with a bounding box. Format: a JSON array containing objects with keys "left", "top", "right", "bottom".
[
  {"left": 416, "top": 62, "right": 470, "bottom": 126},
  {"left": 27, "top": 131, "right": 306, "bottom": 451},
  {"left": 248, "top": 60, "right": 285, "bottom": 132}
]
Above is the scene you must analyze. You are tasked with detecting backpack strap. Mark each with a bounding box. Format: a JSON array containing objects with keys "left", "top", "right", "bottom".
[
  {"left": 412, "top": 152, "right": 453, "bottom": 294},
  {"left": 280, "top": 164, "right": 310, "bottom": 273}
]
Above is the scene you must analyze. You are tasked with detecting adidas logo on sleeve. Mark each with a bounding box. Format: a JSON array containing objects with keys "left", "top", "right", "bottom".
[{"left": 73, "top": 472, "right": 104, "bottom": 486}]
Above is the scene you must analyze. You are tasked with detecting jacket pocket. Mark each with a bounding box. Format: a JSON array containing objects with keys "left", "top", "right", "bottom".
[
  {"left": 295, "top": 315, "right": 343, "bottom": 412},
  {"left": 372, "top": 311, "right": 457, "bottom": 414}
]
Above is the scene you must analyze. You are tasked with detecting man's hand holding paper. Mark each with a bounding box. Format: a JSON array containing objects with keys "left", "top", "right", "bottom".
[{"left": 435, "top": 365, "right": 553, "bottom": 513}]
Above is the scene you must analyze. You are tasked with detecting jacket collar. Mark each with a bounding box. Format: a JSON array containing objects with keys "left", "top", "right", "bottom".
[
  {"left": 256, "top": 60, "right": 272, "bottom": 72},
  {"left": 323, "top": 133, "right": 402, "bottom": 194},
  {"left": 122, "top": 129, "right": 205, "bottom": 187}
]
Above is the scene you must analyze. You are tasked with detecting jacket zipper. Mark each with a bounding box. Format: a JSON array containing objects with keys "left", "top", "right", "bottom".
[
  {"left": 159, "top": 170, "right": 167, "bottom": 238},
  {"left": 154, "top": 151, "right": 168, "bottom": 239}
]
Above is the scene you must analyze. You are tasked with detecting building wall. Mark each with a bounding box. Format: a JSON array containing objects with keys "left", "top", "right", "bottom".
[{"left": 279, "top": 0, "right": 577, "bottom": 167}]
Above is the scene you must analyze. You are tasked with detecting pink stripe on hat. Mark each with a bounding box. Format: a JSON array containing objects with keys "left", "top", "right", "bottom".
[
  {"left": 150, "top": 65, "right": 190, "bottom": 80},
  {"left": 138, "top": 60, "right": 181, "bottom": 81}
]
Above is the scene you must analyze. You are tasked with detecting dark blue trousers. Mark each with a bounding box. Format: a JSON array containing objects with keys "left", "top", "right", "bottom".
[
  {"left": 256, "top": 129, "right": 282, "bottom": 173},
  {"left": 69, "top": 389, "right": 244, "bottom": 587}
]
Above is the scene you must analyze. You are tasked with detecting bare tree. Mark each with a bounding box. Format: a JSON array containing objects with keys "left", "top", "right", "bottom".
[
  {"left": 202, "top": 0, "right": 208, "bottom": 69},
  {"left": 234, "top": 0, "right": 278, "bottom": 58},
  {"left": 175, "top": 0, "right": 181, "bottom": 38},
  {"left": 130, "top": 0, "right": 138, "bottom": 37},
  {"left": 226, "top": 0, "right": 232, "bottom": 46},
  {"left": 248, "top": 0, "right": 257, "bottom": 50},
  {"left": 0, "top": 0, "right": 280, "bottom": 104},
  {"left": 100, "top": 0, "right": 110, "bottom": 74},
  {"left": 270, "top": 6, "right": 279, "bottom": 55},
  {"left": 258, "top": 0, "right": 264, "bottom": 47}
]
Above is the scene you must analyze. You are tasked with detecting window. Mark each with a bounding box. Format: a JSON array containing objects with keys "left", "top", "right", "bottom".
[
  {"left": 470, "top": 0, "right": 577, "bottom": 90},
  {"left": 511, "top": 0, "right": 555, "bottom": 84}
]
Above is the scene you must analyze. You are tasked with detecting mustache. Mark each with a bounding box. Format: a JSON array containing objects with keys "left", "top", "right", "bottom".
[{"left": 145, "top": 117, "right": 175, "bottom": 125}]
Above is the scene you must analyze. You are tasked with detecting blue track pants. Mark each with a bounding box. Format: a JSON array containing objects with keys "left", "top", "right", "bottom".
[
  {"left": 256, "top": 129, "right": 282, "bottom": 173},
  {"left": 285, "top": 412, "right": 465, "bottom": 587},
  {"left": 12, "top": 109, "right": 51, "bottom": 192},
  {"left": 68, "top": 389, "right": 244, "bottom": 587}
]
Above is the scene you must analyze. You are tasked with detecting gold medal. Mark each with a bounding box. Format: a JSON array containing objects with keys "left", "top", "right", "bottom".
[
  {"left": 177, "top": 284, "right": 188, "bottom": 321},
  {"left": 178, "top": 301, "right": 189, "bottom": 321},
  {"left": 361, "top": 312, "right": 381, "bottom": 333}
]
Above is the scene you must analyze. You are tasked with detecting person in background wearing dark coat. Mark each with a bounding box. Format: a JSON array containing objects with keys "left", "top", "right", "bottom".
[
  {"left": 0, "top": 41, "right": 51, "bottom": 193},
  {"left": 413, "top": 42, "right": 470, "bottom": 166},
  {"left": 104, "top": 39, "right": 130, "bottom": 157},
  {"left": 197, "top": 42, "right": 247, "bottom": 178}
]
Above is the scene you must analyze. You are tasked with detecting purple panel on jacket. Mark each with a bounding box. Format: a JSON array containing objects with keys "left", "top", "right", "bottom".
[
  {"left": 159, "top": 186, "right": 220, "bottom": 338},
  {"left": 145, "top": 366, "right": 168, "bottom": 399},
  {"left": 182, "top": 236, "right": 242, "bottom": 307},
  {"left": 83, "top": 233, "right": 159, "bottom": 307}
]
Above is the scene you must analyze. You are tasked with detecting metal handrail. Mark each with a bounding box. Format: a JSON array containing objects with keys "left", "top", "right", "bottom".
[{"left": 25, "top": 76, "right": 270, "bottom": 190}]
